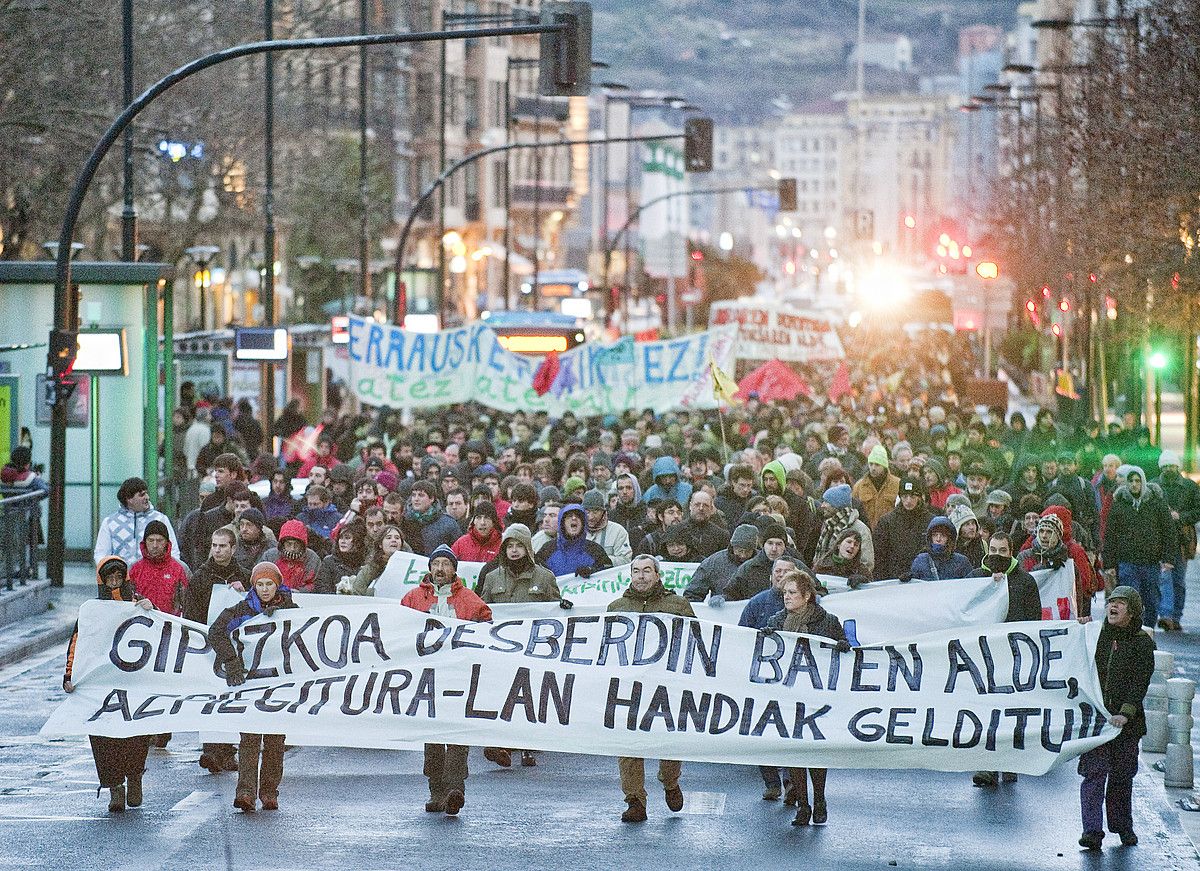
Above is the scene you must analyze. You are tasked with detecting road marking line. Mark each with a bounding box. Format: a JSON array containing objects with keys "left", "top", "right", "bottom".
[
  {"left": 170, "top": 790, "right": 217, "bottom": 813},
  {"left": 678, "top": 791, "right": 726, "bottom": 814}
]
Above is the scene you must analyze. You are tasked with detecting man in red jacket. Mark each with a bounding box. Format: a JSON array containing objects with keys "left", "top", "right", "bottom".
[
  {"left": 263, "top": 520, "right": 320, "bottom": 593},
  {"left": 451, "top": 502, "right": 503, "bottom": 563},
  {"left": 401, "top": 545, "right": 491, "bottom": 816},
  {"left": 129, "top": 520, "right": 189, "bottom": 615}
]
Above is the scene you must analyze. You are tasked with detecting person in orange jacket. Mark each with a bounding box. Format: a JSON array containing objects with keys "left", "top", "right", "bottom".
[
  {"left": 63, "top": 556, "right": 155, "bottom": 812},
  {"left": 401, "top": 544, "right": 492, "bottom": 815}
]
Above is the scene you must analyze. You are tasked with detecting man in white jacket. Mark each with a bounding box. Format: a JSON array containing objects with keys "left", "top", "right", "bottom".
[
  {"left": 94, "top": 477, "right": 179, "bottom": 566},
  {"left": 583, "top": 489, "right": 632, "bottom": 565}
]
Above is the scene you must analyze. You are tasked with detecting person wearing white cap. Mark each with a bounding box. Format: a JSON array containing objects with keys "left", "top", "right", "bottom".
[
  {"left": 1102, "top": 466, "right": 1177, "bottom": 631},
  {"left": 1152, "top": 450, "right": 1199, "bottom": 631}
]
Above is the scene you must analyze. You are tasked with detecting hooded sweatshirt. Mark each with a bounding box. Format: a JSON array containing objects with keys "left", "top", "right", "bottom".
[
  {"left": 1103, "top": 468, "right": 1177, "bottom": 570},
  {"left": 910, "top": 516, "right": 973, "bottom": 581},
  {"left": 476, "top": 524, "right": 562, "bottom": 604},
  {"left": 536, "top": 504, "right": 613, "bottom": 576},
  {"left": 263, "top": 519, "right": 321, "bottom": 593},
  {"left": 641, "top": 456, "right": 693, "bottom": 506},
  {"left": 64, "top": 557, "right": 140, "bottom": 688}
]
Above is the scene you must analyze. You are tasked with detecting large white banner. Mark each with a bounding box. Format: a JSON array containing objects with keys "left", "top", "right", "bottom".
[
  {"left": 44, "top": 600, "right": 1115, "bottom": 773},
  {"left": 344, "top": 317, "right": 737, "bottom": 415},
  {"left": 709, "top": 300, "right": 845, "bottom": 363},
  {"left": 352, "top": 558, "right": 1077, "bottom": 649}
]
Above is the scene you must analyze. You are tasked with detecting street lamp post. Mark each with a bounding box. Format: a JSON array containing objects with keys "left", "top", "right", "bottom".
[
  {"left": 44, "top": 14, "right": 590, "bottom": 584},
  {"left": 1149, "top": 350, "right": 1167, "bottom": 445},
  {"left": 185, "top": 245, "right": 220, "bottom": 330}
]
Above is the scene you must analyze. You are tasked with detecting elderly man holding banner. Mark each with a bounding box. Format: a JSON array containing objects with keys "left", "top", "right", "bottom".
[{"left": 607, "top": 554, "right": 695, "bottom": 822}]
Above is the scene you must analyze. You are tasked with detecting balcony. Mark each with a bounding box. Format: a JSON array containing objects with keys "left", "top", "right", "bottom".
[
  {"left": 511, "top": 96, "right": 570, "bottom": 121},
  {"left": 510, "top": 182, "right": 573, "bottom": 207}
]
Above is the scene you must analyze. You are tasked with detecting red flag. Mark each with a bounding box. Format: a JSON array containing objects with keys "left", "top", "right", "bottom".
[
  {"left": 827, "top": 361, "right": 851, "bottom": 403},
  {"left": 532, "top": 351, "right": 560, "bottom": 397}
]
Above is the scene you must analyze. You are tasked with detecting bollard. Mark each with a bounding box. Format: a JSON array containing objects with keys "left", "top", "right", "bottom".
[
  {"left": 1163, "top": 678, "right": 1196, "bottom": 789},
  {"left": 1145, "top": 710, "right": 1170, "bottom": 753},
  {"left": 1155, "top": 650, "right": 1176, "bottom": 673},
  {"left": 1165, "top": 743, "right": 1195, "bottom": 789},
  {"left": 1146, "top": 694, "right": 1169, "bottom": 712}
]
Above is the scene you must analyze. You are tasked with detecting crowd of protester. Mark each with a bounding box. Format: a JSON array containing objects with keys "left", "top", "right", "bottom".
[{"left": 67, "top": 329, "right": 1175, "bottom": 848}]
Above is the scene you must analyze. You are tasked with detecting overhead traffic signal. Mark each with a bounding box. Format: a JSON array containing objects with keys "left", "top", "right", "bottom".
[
  {"left": 538, "top": 2, "right": 592, "bottom": 97},
  {"left": 48, "top": 329, "right": 78, "bottom": 376},
  {"left": 778, "top": 177, "right": 797, "bottom": 212},
  {"left": 683, "top": 116, "right": 713, "bottom": 172}
]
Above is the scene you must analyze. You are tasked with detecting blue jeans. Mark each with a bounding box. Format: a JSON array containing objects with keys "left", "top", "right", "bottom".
[
  {"left": 1159, "top": 556, "right": 1187, "bottom": 621},
  {"left": 1118, "top": 563, "right": 1160, "bottom": 628}
]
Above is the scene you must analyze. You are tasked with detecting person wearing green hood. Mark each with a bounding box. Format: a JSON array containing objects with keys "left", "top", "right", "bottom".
[{"left": 1077, "top": 586, "right": 1155, "bottom": 851}]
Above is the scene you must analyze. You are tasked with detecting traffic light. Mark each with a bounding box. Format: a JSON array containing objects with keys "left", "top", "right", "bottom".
[
  {"left": 48, "top": 328, "right": 77, "bottom": 376},
  {"left": 683, "top": 116, "right": 713, "bottom": 172},
  {"left": 778, "top": 177, "right": 797, "bottom": 212},
  {"left": 1025, "top": 299, "right": 1040, "bottom": 326},
  {"left": 538, "top": 2, "right": 592, "bottom": 97},
  {"left": 690, "top": 249, "right": 704, "bottom": 261}
]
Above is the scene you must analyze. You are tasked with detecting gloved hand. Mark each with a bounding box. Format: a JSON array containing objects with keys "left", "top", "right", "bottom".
[
  {"left": 708, "top": 595, "right": 726, "bottom": 608},
  {"left": 760, "top": 626, "right": 778, "bottom": 638},
  {"left": 835, "top": 639, "right": 852, "bottom": 653},
  {"left": 847, "top": 574, "right": 868, "bottom": 591},
  {"left": 575, "top": 565, "right": 595, "bottom": 578},
  {"left": 336, "top": 577, "right": 354, "bottom": 594},
  {"left": 898, "top": 572, "right": 912, "bottom": 584},
  {"left": 559, "top": 597, "right": 575, "bottom": 610},
  {"left": 224, "top": 660, "right": 247, "bottom": 687}
]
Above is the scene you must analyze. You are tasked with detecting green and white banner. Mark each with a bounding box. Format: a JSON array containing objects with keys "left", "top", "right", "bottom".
[{"left": 344, "top": 317, "right": 737, "bottom": 415}]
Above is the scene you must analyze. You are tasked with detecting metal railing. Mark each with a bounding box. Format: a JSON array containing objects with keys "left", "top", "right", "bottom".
[{"left": 1, "top": 489, "right": 47, "bottom": 591}]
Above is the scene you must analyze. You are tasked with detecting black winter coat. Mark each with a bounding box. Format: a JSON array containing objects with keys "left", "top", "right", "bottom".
[
  {"left": 765, "top": 602, "right": 847, "bottom": 644},
  {"left": 1102, "top": 484, "right": 1177, "bottom": 569},
  {"left": 872, "top": 505, "right": 934, "bottom": 580},
  {"left": 207, "top": 589, "right": 298, "bottom": 671},
  {"left": 183, "top": 559, "right": 249, "bottom": 623},
  {"left": 967, "top": 562, "right": 1042, "bottom": 622},
  {"left": 1095, "top": 620, "right": 1156, "bottom": 739}
]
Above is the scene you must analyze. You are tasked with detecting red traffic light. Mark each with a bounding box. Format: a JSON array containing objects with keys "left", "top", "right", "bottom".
[
  {"left": 1058, "top": 299, "right": 1070, "bottom": 312},
  {"left": 1041, "top": 285, "right": 1051, "bottom": 298},
  {"left": 690, "top": 250, "right": 704, "bottom": 261},
  {"left": 1026, "top": 300, "right": 1036, "bottom": 313}
]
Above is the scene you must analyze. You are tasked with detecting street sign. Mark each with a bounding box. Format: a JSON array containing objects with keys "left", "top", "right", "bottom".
[{"left": 680, "top": 287, "right": 703, "bottom": 305}]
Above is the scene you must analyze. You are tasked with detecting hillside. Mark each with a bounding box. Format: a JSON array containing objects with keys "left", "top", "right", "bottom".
[{"left": 591, "top": 0, "right": 1020, "bottom": 119}]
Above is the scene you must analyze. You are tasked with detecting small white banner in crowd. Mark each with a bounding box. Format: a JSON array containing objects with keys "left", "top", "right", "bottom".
[
  {"left": 344, "top": 317, "right": 737, "bottom": 415},
  {"left": 44, "top": 599, "right": 1114, "bottom": 774},
  {"left": 709, "top": 299, "right": 845, "bottom": 363}
]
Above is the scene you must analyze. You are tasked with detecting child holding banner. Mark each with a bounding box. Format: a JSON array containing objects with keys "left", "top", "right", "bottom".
[
  {"left": 207, "top": 562, "right": 298, "bottom": 813},
  {"left": 62, "top": 556, "right": 155, "bottom": 813}
]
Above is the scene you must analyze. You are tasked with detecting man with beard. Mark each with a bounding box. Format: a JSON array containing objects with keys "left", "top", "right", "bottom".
[
  {"left": 715, "top": 464, "right": 757, "bottom": 527},
  {"left": 872, "top": 476, "right": 934, "bottom": 581},
  {"left": 583, "top": 489, "right": 633, "bottom": 565},
  {"left": 635, "top": 498, "right": 684, "bottom": 556},
  {"left": 724, "top": 523, "right": 803, "bottom": 602},
  {"left": 262, "top": 520, "right": 321, "bottom": 593},
  {"left": 401, "top": 546, "right": 491, "bottom": 816},
  {"left": 962, "top": 461, "right": 994, "bottom": 519},
  {"left": 684, "top": 523, "right": 759, "bottom": 602},
  {"left": 233, "top": 509, "right": 274, "bottom": 572},
  {"left": 402, "top": 480, "right": 462, "bottom": 556},
  {"left": 676, "top": 490, "right": 728, "bottom": 559},
  {"left": 851, "top": 444, "right": 900, "bottom": 530},
  {"left": 610, "top": 473, "right": 648, "bottom": 538}
]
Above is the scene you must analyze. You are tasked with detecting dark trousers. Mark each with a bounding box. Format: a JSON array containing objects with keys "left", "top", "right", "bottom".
[
  {"left": 759, "top": 765, "right": 787, "bottom": 789},
  {"left": 89, "top": 735, "right": 149, "bottom": 789},
  {"left": 237, "top": 733, "right": 285, "bottom": 800},
  {"left": 1078, "top": 732, "right": 1139, "bottom": 835},
  {"left": 787, "top": 767, "right": 828, "bottom": 806},
  {"left": 1118, "top": 563, "right": 1160, "bottom": 628},
  {"left": 424, "top": 743, "right": 468, "bottom": 799}
]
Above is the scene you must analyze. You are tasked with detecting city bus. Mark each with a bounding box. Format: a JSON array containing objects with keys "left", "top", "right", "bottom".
[{"left": 481, "top": 310, "right": 588, "bottom": 355}]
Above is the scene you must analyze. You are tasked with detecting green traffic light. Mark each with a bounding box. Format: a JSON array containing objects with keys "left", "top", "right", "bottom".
[{"left": 1148, "top": 351, "right": 1168, "bottom": 370}]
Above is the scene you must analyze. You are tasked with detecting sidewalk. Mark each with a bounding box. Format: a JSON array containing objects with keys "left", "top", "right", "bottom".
[
  {"left": 0, "top": 563, "right": 95, "bottom": 668},
  {"left": 1143, "top": 553, "right": 1200, "bottom": 853}
]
